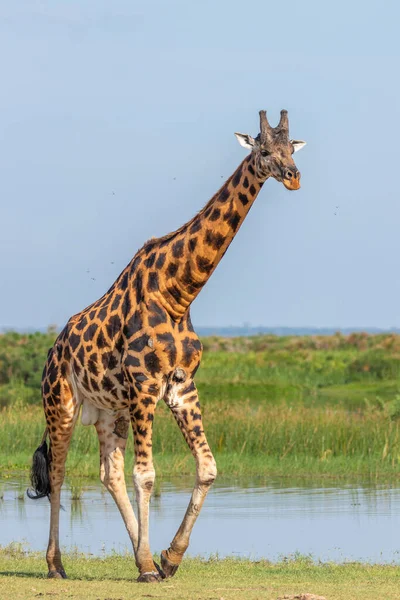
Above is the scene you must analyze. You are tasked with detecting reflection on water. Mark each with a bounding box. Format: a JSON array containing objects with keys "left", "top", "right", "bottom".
[{"left": 1, "top": 476, "right": 400, "bottom": 563}]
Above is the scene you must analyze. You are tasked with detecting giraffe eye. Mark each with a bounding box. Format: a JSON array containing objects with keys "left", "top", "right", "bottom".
[{"left": 260, "top": 150, "right": 270, "bottom": 157}]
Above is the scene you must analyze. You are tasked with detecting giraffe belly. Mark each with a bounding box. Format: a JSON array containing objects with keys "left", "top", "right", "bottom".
[
  {"left": 69, "top": 361, "right": 130, "bottom": 417},
  {"left": 81, "top": 398, "right": 100, "bottom": 426},
  {"left": 76, "top": 383, "right": 129, "bottom": 414},
  {"left": 68, "top": 367, "right": 111, "bottom": 425}
]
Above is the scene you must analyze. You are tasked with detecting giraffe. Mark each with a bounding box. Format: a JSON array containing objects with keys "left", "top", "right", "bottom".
[{"left": 28, "top": 109, "right": 306, "bottom": 583}]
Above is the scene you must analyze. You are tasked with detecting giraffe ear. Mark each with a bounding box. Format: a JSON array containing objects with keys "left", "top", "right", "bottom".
[
  {"left": 234, "top": 133, "right": 255, "bottom": 150},
  {"left": 291, "top": 140, "right": 307, "bottom": 153}
]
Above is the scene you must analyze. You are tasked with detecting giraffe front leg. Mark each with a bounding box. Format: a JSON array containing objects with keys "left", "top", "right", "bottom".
[
  {"left": 129, "top": 386, "right": 164, "bottom": 583},
  {"left": 161, "top": 380, "right": 217, "bottom": 577}
]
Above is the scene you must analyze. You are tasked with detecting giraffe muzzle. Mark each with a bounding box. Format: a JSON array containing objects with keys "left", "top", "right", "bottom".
[{"left": 282, "top": 168, "right": 301, "bottom": 191}]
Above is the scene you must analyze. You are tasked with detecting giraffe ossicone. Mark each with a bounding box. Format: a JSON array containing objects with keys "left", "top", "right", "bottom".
[{"left": 28, "top": 108, "right": 306, "bottom": 582}]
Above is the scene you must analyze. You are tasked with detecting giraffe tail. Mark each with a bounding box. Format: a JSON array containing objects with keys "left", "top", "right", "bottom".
[{"left": 26, "top": 427, "right": 51, "bottom": 500}]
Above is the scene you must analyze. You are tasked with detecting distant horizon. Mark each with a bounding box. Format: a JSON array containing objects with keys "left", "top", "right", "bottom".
[{"left": 3, "top": 324, "right": 400, "bottom": 337}]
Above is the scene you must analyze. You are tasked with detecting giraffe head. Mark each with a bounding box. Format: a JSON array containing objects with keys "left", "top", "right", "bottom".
[{"left": 235, "top": 110, "right": 306, "bottom": 190}]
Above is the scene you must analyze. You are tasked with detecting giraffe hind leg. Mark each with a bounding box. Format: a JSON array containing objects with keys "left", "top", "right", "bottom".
[
  {"left": 34, "top": 352, "right": 80, "bottom": 579},
  {"left": 95, "top": 409, "right": 139, "bottom": 556}
]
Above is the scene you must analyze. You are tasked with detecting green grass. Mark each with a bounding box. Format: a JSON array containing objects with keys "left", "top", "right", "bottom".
[
  {"left": 3, "top": 331, "right": 400, "bottom": 480},
  {"left": 3, "top": 398, "right": 400, "bottom": 480},
  {"left": 3, "top": 330, "right": 400, "bottom": 409},
  {"left": 0, "top": 545, "right": 399, "bottom": 600}
]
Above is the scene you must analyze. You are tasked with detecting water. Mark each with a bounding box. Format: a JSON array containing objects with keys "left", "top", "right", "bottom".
[{"left": 1, "top": 476, "right": 400, "bottom": 563}]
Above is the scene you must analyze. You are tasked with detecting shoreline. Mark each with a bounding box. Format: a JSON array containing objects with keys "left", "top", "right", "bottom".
[{"left": 1, "top": 547, "right": 400, "bottom": 600}]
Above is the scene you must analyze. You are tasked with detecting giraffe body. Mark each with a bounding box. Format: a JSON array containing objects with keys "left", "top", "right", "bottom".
[{"left": 29, "top": 109, "right": 306, "bottom": 582}]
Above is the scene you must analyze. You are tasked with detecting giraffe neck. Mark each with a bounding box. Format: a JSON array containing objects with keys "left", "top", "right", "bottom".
[{"left": 142, "top": 154, "right": 266, "bottom": 320}]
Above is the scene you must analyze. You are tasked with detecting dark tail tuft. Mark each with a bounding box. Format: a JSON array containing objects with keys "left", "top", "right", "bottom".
[{"left": 27, "top": 431, "right": 51, "bottom": 500}]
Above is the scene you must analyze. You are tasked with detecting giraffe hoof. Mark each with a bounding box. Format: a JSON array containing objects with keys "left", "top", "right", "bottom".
[
  {"left": 47, "top": 569, "right": 67, "bottom": 579},
  {"left": 137, "top": 570, "right": 163, "bottom": 583},
  {"left": 161, "top": 551, "right": 180, "bottom": 578},
  {"left": 154, "top": 560, "right": 166, "bottom": 579}
]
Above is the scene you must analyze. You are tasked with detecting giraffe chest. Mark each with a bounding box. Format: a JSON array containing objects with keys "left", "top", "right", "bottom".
[
  {"left": 62, "top": 296, "right": 202, "bottom": 415},
  {"left": 66, "top": 326, "right": 202, "bottom": 414},
  {"left": 124, "top": 326, "right": 203, "bottom": 381}
]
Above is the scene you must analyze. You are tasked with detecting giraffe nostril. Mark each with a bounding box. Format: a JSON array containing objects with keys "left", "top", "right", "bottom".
[{"left": 285, "top": 169, "right": 294, "bottom": 180}]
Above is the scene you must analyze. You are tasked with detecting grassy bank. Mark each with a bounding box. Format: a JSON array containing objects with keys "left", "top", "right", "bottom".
[
  {"left": 2, "top": 400, "right": 400, "bottom": 480},
  {"left": 1, "top": 546, "right": 399, "bottom": 600},
  {"left": 2, "top": 331, "right": 400, "bottom": 480},
  {"left": 3, "top": 330, "right": 400, "bottom": 410}
]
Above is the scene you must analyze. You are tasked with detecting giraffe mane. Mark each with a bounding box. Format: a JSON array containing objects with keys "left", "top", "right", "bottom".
[
  {"left": 142, "top": 199, "right": 213, "bottom": 249},
  {"left": 142, "top": 166, "right": 241, "bottom": 250}
]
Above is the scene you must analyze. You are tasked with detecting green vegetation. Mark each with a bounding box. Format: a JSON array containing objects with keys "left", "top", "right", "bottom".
[
  {"left": 1, "top": 545, "right": 399, "bottom": 600},
  {"left": 2, "top": 330, "right": 400, "bottom": 479}
]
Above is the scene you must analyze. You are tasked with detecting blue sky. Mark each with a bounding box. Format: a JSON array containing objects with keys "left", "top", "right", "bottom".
[{"left": 1, "top": 0, "right": 400, "bottom": 329}]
